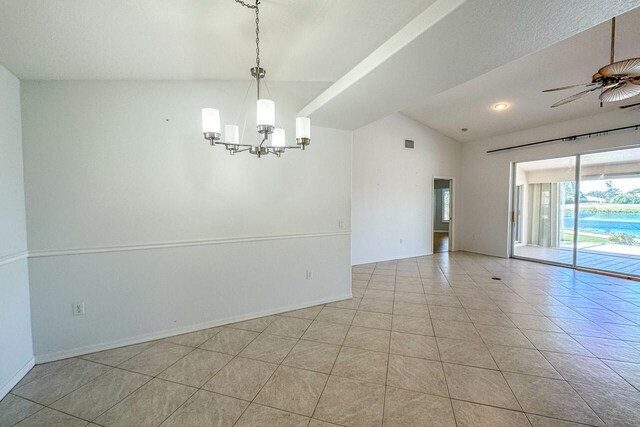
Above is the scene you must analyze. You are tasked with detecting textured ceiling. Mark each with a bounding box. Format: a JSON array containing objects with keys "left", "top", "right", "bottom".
[
  {"left": 0, "top": 0, "right": 434, "bottom": 80},
  {"left": 301, "top": 0, "right": 640, "bottom": 132},
  {"left": 402, "top": 7, "right": 640, "bottom": 142}
]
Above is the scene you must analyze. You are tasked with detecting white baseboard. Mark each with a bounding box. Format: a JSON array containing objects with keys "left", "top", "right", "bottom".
[
  {"left": 353, "top": 249, "right": 468, "bottom": 266},
  {"left": 460, "top": 249, "right": 507, "bottom": 259},
  {"left": 0, "top": 357, "right": 35, "bottom": 400},
  {"left": 352, "top": 252, "right": 436, "bottom": 266},
  {"left": 34, "top": 293, "right": 352, "bottom": 364}
]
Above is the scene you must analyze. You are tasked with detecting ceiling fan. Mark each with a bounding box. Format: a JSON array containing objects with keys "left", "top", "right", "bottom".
[{"left": 544, "top": 17, "right": 640, "bottom": 108}]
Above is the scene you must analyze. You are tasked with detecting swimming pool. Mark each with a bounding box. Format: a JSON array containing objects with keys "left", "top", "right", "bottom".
[{"left": 564, "top": 212, "right": 640, "bottom": 237}]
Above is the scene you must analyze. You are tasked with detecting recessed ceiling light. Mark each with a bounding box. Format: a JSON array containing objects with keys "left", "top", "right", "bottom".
[{"left": 494, "top": 102, "right": 509, "bottom": 111}]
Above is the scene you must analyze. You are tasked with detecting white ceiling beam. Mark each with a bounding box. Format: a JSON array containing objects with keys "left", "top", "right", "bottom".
[{"left": 298, "top": 0, "right": 468, "bottom": 117}]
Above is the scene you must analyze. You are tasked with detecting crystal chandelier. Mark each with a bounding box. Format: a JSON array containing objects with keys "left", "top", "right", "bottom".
[{"left": 201, "top": 0, "right": 311, "bottom": 157}]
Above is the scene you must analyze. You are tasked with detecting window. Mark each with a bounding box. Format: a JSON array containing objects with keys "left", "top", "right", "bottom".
[{"left": 442, "top": 189, "right": 450, "bottom": 222}]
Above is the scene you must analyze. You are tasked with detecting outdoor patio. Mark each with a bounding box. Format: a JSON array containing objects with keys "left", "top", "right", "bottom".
[{"left": 515, "top": 244, "right": 640, "bottom": 277}]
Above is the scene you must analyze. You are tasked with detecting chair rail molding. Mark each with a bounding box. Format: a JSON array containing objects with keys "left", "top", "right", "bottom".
[
  {"left": 0, "top": 250, "right": 29, "bottom": 267},
  {"left": 26, "top": 230, "right": 352, "bottom": 258}
]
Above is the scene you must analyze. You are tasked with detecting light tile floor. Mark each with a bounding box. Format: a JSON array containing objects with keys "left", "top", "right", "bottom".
[{"left": 3, "top": 252, "right": 640, "bottom": 426}]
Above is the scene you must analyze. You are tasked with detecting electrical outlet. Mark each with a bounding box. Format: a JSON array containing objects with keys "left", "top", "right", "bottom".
[
  {"left": 306, "top": 270, "right": 313, "bottom": 280},
  {"left": 338, "top": 220, "right": 345, "bottom": 229},
  {"left": 73, "top": 302, "right": 85, "bottom": 316}
]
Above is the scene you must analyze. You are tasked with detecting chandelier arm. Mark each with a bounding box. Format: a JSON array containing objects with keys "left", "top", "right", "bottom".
[
  {"left": 262, "top": 77, "right": 273, "bottom": 100},
  {"left": 218, "top": 142, "right": 253, "bottom": 148},
  {"left": 236, "top": 77, "right": 253, "bottom": 126}
]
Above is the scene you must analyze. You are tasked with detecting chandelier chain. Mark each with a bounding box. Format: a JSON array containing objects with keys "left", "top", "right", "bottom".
[
  {"left": 255, "top": 1, "right": 260, "bottom": 70},
  {"left": 233, "top": 0, "right": 261, "bottom": 69}
]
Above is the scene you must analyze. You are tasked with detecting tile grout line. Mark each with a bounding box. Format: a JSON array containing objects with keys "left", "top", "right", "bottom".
[
  {"left": 380, "top": 261, "right": 397, "bottom": 426},
  {"left": 87, "top": 337, "right": 223, "bottom": 425},
  {"left": 11, "top": 351, "right": 164, "bottom": 426},
  {"left": 15, "top": 339, "right": 176, "bottom": 424},
  {"left": 470, "top": 256, "right": 615, "bottom": 426},
  {"left": 228, "top": 307, "right": 322, "bottom": 426},
  {"left": 94, "top": 337, "right": 221, "bottom": 425},
  {"left": 101, "top": 323, "right": 262, "bottom": 426},
  {"left": 309, "top": 280, "right": 360, "bottom": 426},
  {"left": 308, "top": 287, "right": 355, "bottom": 426},
  {"left": 456, "top": 273, "right": 531, "bottom": 418},
  {"left": 428, "top": 259, "right": 459, "bottom": 427}
]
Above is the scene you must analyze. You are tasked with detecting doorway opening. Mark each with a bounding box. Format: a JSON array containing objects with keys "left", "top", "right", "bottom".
[{"left": 434, "top": 178, "right": 453, "bottom": 253}]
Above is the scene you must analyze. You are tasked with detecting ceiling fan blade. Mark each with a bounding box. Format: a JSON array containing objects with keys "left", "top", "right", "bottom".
[
  {"left": 600, "top": 81, "right": 640, "bottom": 102},
  {"left": 550, "top": 86, "right": 600, "bottom": 108},
  {"left": 543, "top": 82, "right": 596, "bottom": 92},
  {"left": 599, "top": 58, "right": 640, "bottom": 77}
]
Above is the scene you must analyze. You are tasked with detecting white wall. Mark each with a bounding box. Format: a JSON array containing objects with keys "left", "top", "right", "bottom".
[
  {"left": 21, "top": 80, "right": 352, "bottom": 361},
  {"left": 458, "top": 110, "right": 640, "bottom": 257},
  {"left": 0, "top": 65, "right": 33, "bottom": 398},
  {"left": 351, "top": 113, "right": 461, "bottom": 265}
]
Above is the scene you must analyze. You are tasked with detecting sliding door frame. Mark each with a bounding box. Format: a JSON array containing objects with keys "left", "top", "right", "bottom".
[
  {"left": 572, "top": 154, "right": 581, "bottom": 267},
  {"left": 510, "top": 146, "right": 640, "bottom": 281}
]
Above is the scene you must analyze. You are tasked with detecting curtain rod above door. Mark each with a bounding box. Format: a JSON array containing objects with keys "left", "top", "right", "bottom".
[{"left": 486, "top": 124, "right": 640, "bottom": 154}]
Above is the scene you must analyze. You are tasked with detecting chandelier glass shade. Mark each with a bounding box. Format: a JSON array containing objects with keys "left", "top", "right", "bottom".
[{"left": 201, "top": 0, "right": 311, "bottom": 157}]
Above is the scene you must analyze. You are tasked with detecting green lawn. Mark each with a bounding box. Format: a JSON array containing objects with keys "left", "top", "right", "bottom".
[{"left": 562, "top": 232, "right": 608, "bottom": 244}]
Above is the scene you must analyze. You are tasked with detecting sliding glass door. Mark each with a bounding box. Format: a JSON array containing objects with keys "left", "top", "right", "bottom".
[
  {"left": 576, "top": 148, "right": 640, "bottom": 276},
  {"left": 512, "top": 156, "right": 577, "bottom": 265},
  {"left": 512, "top": 147, "right": 640, "bottom": 278}
]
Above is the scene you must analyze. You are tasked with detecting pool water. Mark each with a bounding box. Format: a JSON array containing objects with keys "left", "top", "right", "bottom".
[{"left": 564, "top": 212, "right": 640, "bottom": 237}]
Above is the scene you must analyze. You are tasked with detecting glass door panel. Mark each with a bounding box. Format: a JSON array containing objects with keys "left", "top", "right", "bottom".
[
  {"left": 513, "top": 156, "right": 577, "bottom": 265},
  {"left": 576, "top": 147, "right": 640, "bottom": 276}
]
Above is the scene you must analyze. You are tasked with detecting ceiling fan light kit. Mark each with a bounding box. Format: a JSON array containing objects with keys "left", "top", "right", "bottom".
[
  {"left": 545, "top": 17, "right": 640, "bottom": 108},
  {"left": 201, "top": 0, "right": 311, "bottom": 157}
]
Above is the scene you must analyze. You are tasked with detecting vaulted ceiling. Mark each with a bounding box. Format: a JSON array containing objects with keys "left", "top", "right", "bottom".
[
  {"left": 402, "top": 7, "right": 640, "bottom": 142},
  {"left": 299, "top": 0, "right": 640, "bottom": 132},
  {"left": 1, "top": 0, "right": 640, "bottom": 140}
]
